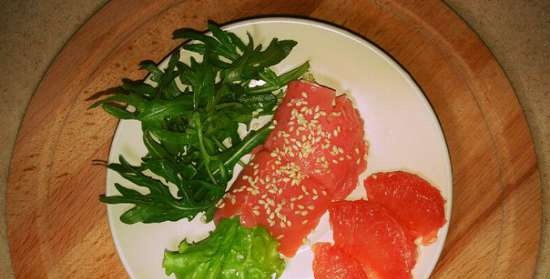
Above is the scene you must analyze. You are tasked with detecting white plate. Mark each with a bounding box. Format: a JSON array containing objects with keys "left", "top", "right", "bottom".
[{"left": 106, "top": 17, "right": 452, "bottom": 279}]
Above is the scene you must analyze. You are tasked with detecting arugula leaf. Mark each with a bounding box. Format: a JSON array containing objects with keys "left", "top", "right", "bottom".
[
  {"left": 99, "top": 156, "right": 215, "bottom": 224},
  {"left": 93, "top": 21, "right": 309, "bottom": 224},
  {"left": 163, "top": 217, "right": 285, "bottom": 279}
]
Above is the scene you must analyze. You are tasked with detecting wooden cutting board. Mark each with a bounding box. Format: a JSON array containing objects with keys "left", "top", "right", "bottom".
[{"left": 7, "top": 0, "right": 541, "bottom": 278}]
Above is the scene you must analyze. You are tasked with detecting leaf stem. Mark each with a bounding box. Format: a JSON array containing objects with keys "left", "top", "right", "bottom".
[{"left": 193, "top": 113, "right": 218, "bottom": 184}]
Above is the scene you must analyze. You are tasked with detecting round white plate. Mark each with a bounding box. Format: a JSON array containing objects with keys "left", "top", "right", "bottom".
[{"left": 106, "top": 17, "right": 452, "bottom": 279}]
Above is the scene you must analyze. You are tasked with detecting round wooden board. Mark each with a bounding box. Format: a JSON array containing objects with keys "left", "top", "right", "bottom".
[{"left": 7, "top": 0, "right": 541, "bottom": 278}]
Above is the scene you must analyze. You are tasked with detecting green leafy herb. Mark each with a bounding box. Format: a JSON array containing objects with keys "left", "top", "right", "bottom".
[
  {"left": 163, "top": 217, "right": 285, "bottom": 279},
  {"left": 92, "top": 21, "right": 309, "bottom": 224}
]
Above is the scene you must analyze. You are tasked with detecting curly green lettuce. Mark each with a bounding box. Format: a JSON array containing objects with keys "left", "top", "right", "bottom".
[{"left": 163, "top": 218, "right": 285, "bottom": 279}]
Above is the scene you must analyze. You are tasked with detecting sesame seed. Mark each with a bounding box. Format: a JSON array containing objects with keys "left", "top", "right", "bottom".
[{"left": 234, "top": 186, "right": 245, "bottom": 193}]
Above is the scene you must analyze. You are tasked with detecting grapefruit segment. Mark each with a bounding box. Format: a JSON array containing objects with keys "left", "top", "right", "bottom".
[
  {"left": 312, "top": 243, "right": 369, "bottom": 279},
  {"left": 329, "top": 200, "right": 417, "bottom": 279},
  {"left": 364, "top": 171, "right": 446, "bottom": 244}
]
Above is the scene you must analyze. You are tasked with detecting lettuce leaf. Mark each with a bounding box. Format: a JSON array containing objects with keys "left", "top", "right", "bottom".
[{"left": 163, "top": 217, "right": 285, "bottom": 279}]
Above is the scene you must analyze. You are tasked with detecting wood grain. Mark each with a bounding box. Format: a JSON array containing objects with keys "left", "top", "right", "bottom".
[{"left": 6, "top": 0, "right": 541, "bottom": 278}]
